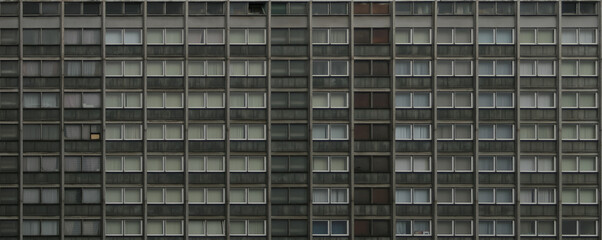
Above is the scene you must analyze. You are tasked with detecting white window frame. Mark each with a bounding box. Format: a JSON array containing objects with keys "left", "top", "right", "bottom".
[
  {"left": 146, "top": 155, "right": 183, "bottom": 172},
  {"left": 188, "top": 124, "right": 226, "bottom": 140},
  {"left": 105, "top": 61, "right": 143, "bottom": 77},
  {"left": 478, "top": 92, "right": 515, "bottom": 108},
  {"left": 188, "top": 92, "right": 225, "bottom": 108},
  {"left": 229, "top": 92, "right": 266, "bottom": 108},
  {"left": 230, "top": 124, "right": 266, "bottom": 140},
  {"left": 105, "top": 92, "right": 142, "bottom": 109},
  {"left": 562, "top": 155, "right": 598, "bottom": 173},
  {"left": 561, "top": 60, "right": 598, "bottom": 76},
  {"left": 395, "top": 156, "right": 431, "bottom": 172},
  {"left": 105, "top": 29, "right": 142, "bottom": 45},
  {"left": 519, "top": 60, "right": 556, "bottom": 76},
  {"left": 520, "top": 92, "right": 556, "bottom": 108},
  {"left": 188, "top": 220, "right": 226, "bottom": 236},
  {"left": 437, "top": 188, "right": 474, "bottom": 204},
  {"left": 395, "top": 188, "right": 432, "bottom": 204},
  {"left": 395, "top": 60, "right": 432, "bottom": 76},
  {"left": 395, "top": 220, "right": 432, "bottom": 236},
  {"left": 105, "top": 220, "right": 143, "bottom": 236},
  {"left": 229, "top": 156, "right": 266, "bottom": 172},
  {"left": 147, "top": 92, "right": 184, "bottom": 109},
  {"left": 479, "top": 220, "right": 515, "bottom": 236},
  {"left": 478, "top": 124, "right": 515, "bottom": 140},
  {"left": 188, "top": 156, "right": 225, "bottom": 173},
  {"left": 146, "top": 124, "right": 184, "bottom": 140},
  {"left": 105, "top": 155, "right": 143, "bottom": 172},
  {"left": 520, "top": 188, "right": 556, "bottom": 204},
  {"left": 312, "top": 188, "right": 350, "bottom": 204},
  {"left": 229, "top": 28, "right": 266, "bottom": 45},
  {"left": 562, "top": 188, "right": 599, "bottom": 205},
  {"left": 520, "top": 28, "right": 557, "bottom": 45},
  {"left": 519, "top": 155, "right": 556, "bottom": 172},
  {"left": 562, "top": 28, "right": 598, "bottom": 45},
  {"left": 478, "top": 156, "right": 515, "bottom": 172},
  {"left": 437, "top": 220, "right": 474, "bottom": 236},
  {"left": 312, "top": 156, "right": 349, "bottom": 172},
  {"left": 229, "top": 61, "right": 266, "bottom": 77},
  {"left": 312, "top": 60, "right": 349, "bottom": 76},
  {"left": 146, "top": 61, "right": 184, "bottom": 76},
  {"left": 437, "top": 156, "right": 474, "bottom": 172},
  {"left": 479, "top": 188, "right": 515, "bottom": 204},
  {"left": 395, "top": 28, "right": 432, "bottom": 44},
  {"left": 188, "top": 61, "right": 226, "bottom": 76},
  {"left": 478, "top": 28, "right": 515, "bottom": 45},
  {"left": 436, "top": 124, "right": 474, "bottom": 140},
  {"left": 312, "top": 92, "right": 349, "bottom": 108},
  {"left": 437, "top": 28, "right": 474, "bottom": 44},
  {"left": 312, "top": 124, "right": 349, "bottom": 140},
  {"left": 520, "top": 124, "right": 557, "bottom": 140},
  {"left": 147, "top": 188, "right": 184, "bottom": 204},
  {"left": 395, "top": 92, "right": 432, "bottom": 109},
  {"left": 147, "top": 29, "right": 184, "bottom": 45},
  {"left": 520, "top": 220, "right": 557, "bottom": 236},
  {"left": 105, "top": 124, "right": 142, "bottom": 140},
  {"left": 105, "top": 188, "right": 142, "bottom": 204},
  {"left": 436, "top": 60, "right": 473, "bottom": 76},
  {"left": 188, "top": 28, "right": 225, "bottom": 45},
  {"left": 146, "top": 220, "right": 183, "bottom": 236},
  {"left": 562, "top": 124, "right": 598, "bottom": 140},
  {"left": 478, "top": 60, "right": 515, "bottom": 76},
  {"left": 312, "top": 220, "right": 349, "bottom": 236},
  {"left": 230, "top": 220, "right": 266, "bottom": 236},
  {"left": 395, "top": 124, "right": 432, "bottom": 140},
  {"left": 230, "top": 188, "right": 266, "bottom": 204},
  {"left": 312, "top": 28, "right": 349, "bottom": 45},
  {"left": 561, "top": 92, "right": 598, "bottom": 109},
  {"left": 188, "top": 188, "right": 226, "bottom": 204}
]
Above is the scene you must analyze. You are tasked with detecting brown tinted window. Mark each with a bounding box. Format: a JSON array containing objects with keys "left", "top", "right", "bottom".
[
  {"left": 373, "top": 124, "right": 390, "bottom": 140},
  {"left": 372, "top": 188, "right": 390, "bottom": 204},
  {"left": 373, "top": 92, "right": 390, "bottom": 108},
  {"left": 354, "top": 28, "right": 371, "bottom": 43},
  {"left": 372, "top": 61, "right": 389, "bottom": 75},
  {"left": 354, "top": 188, "right": 371, "bottom": 204},
  {"left": 354, "top": 2, "right": 371, "bottom": 14},
  {"left": 354, "top": 124, "right": 370, "bottom": 140},
  {"left": 372, "top": 3, "right": 390, "bottom": 14},
  {"left": 372, "top": 156, "right": 390, "bottom": 172},
  {"left": 354, "top": 156, "right": 371, "bottom": 172},
  {"left": 354, "top": 92, "right": 371, "bottom": 108},
  {"left": 354, "top": 61, "right": 371, "bottom": 75},
  {"left": 372, "top": 28, "right": 389, "bottom": 43},
  {"left": 354, "top": 220, "right": 370, "bottom": 236}
]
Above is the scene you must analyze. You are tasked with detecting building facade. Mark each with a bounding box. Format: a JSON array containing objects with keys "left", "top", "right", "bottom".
[{"left": 0, "top": 0, "right": 601, "bottom": 239}]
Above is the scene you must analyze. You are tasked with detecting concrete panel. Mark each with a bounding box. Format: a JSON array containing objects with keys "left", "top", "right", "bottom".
[
  {"left": 562, "top": 16, "right": 598, "bottom": 27},
  {"left": 520, "top": 16, "right": 557, "bottom": 27},
  {"left": 106, "top": 17, "right": 143, "bottom": 27},
  {"left": 353, "top": 16, "right": 391, "bottom": 28},
  {"left": 230, "top": 16, "right": 267, "bottom": 27},
  {"left": 0, "top": 17, "right": 19, "bottom": 28},
  {"left": 395, "top": 16, "right": 432, "bottom": 27},
  {"left": 437, "top": 16, "right": 473, "bottom": 27},
  {"left": 22, "top": 17, "right": 60, "bottom": 28},
  {"left": 147, "top": 17, "right": 184, "bottom": 27},
  {"left": 64, "top": 17, "right": 101, "bottom": 28},
  {"left": 478, "top": 16, "right": 515, "bottom": 27},
  {"left": 312, "top": 16, "right": 349, "bottom": 27},
  {"left": 271, "top": 17, "right": 308, "bottom": 27},
  {"left": 188, "top": 17, "right": 226, "bottom": 28}
]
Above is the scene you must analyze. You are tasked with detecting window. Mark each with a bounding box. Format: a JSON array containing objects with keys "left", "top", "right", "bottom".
[
  {"left": 188, "top": 156, "right": 225, "bottom": 172},
  {"left": 562, "top": 156, "right": 597, "bottom": 172},
  {"left": 105, "top": 29, "right": 142, "bottom": 45},
  {"left": 519, "top": 60, "right": 555, "bottom": 76},
  {"left": 562, "top": 124, "right": 597, "bottom": 140},
  {"left": 271, "top": 2, "right": 307, "bottom": 15},
  {"left": 562, "top": 28, "right": 597, "bottom": 44},
  {"left": 188, "top": 92, "right": 224, "bottom": 108},
  {"left": 354, "top": 28, "right": 389, "bottom": 44},
  {"left": 561, "top": 60, "right": 597, "bottom": 76},
  {"left": 312, "top": 220, "right": 348, "bottom": 236},
  {"left": 64, "top": 29, "right": 100, "bottom": 45},
  {"left": 105, "top": 61, "right": 142, "bottom": 77},
  {"left": 272, "top": 220, "right": 308, "bottom": 236},
  {"left": 561, "top": 92, "right": 597, "bottom": 108},
  {"left": 188, "top": 220, "right": 225, "bottom": 236},
  {"left": 147, "top": 92, "right": 183, "bottom": 108},
  {"left": 520, "top": 124, "right": 556, "bottom": 140},
  {"left": 147, "top": 220, "right": 183, "bottom": 236},
  {"left": 520, "top": 28, "right": 555, "bottom": 44},
  {"left": 188, "top": 29, "right": 225, "bottom": 44},
  {"left": 147, "top": 61, "right": 183, "bottom": 76},
  {"left": 64, "top": 2, "right": 100, "bottom": 15},
  {"left": 23, "top": 125, "right": 60, "bottom": 140},
  {"left": 520, "top": 220, "right": 556, "bottom": 236},
  {"left": 105, "top": 92, "right": 142, "bottom": 108},
  {"left": 64, "top": 61, "right": 101, "bottom": 76},
  {"left": 355, "top": 92, "right": 390, "bottom": 109},
  {"left": 272, "top": 28, "right": 308, "bottom": 45},
  {"left": 0, "top": 125, "right": 18, "bottom": 140},
  {"left": 395, "top": 2, "right": 431, "bottom": 15},
  {"left": 520, "top": 92, "right": 555, "bottom": 108},
  {"left": 478, "top": 124, "right": 514, "bottom": 140},
  {"left": 188, "top": 61, "right": 225, "bottom": 76},
  {"left": 230, "top": 29, "right": 265, "bottom": 45},
  {"left": 313, "top": 60, "right": 348, "bottom": 76},
  {"left": 562, "top": 1, "right": 597, "bottom": 15},
  {"left": 520, "top": 156, "right": 555, "bottom": 172},
  {"left": 230, "top": 156, "right": 265, "bottom": 172},
  {"left": 188, "top": 2, "right": 224, "bottom": 15},
  {"left": 231, "top": 61, "right": 266, "bottom": 76},
  {"left": 438, "top": 2, "right": 473, "bottom": 15},
  {"left": 230, "top": 92, "right": 265, "bottom": 108},
  {"left": 395, "top": 188, "right": 431, "bottom": 204},
  {"left": 313, "top": 156, "right": 348, "bottom": 172},
  {"left": 147, "top": 188, "right": 183, "bottom": 204},
  {"left": 563, "top": 188, "right": 598, "bottom": 204},
  {"left": 312, "top": 92, "right": 348, "bottom": 108},
  {"left": 520, "top": 2, "right": 556, "bottom": 15},
  {"left": 562, "top": 220, "right": 597, "bottom": 236},
  {"left": 395, "top": 60, "right": 431, "bottom": 76},
  {"left": 272, "top": 187, "right": 307, "bottom": 204},
  {"left": 230, "top": 188, "right": 265, "bottom": 204},
  {"left": 354, "top": 2, "right": 390, "bottom": 15},
  {"left": 437, "top": 156, "right": 472, "bottom": 172},
  {"left": 64, "top": 93, "right": 101, "bottom": 108},
  {"left": 64, "top": 125, "right": 101, "bottom": 140},
  {"left": 354, "top": 60, "right": 389, "bottom": 76},
  {"left": 147, "top": 29, "right": 183, "bottom": 44},
  {"left": 396, "top": 220, "right": 431, "bottom": 236},
  {"left": 23, "top": 92, "right": 59, "bottom": 108},
  {"left": 436, "top": 92, "right": 472, "bottom": 108},
  {"left": 230, "top": 124, "right": 266, "bottom": 140},
  {"left": 313, "top": 188, "right": 349, "bottom": 204},
  {"left": 23, "top": 156, "right": 59, "bottom": 172},
  {"left": 478, "top": 60, "right": 514, "bottom": 76},
  {"left": 22, "top": 220, "right": 59, "bottom": 236},
  {"left": 105, "top": 124, "right": 142, "bottom": 140},
  {"left": 272, "top": 124, "right": 308, "bottom": 140},
  {"left": 479, "top": 220, "right": 514, "bottom": 236},
  {"left": 147, "top": 156, "right": 183, "bottom": 172},
  {"left": 437, "top": 124, "right": 473, "bottom": 140},
  {"left": 395, "top": 28, "right": 431, "bottom": 44},
  {"left": 147, "top": 2, "right": 183, "bottom": 15},
  {"left": 478, "top": 156, "right": 514, "bottom": 172},
  {"left": 230, "top": 2, "right": 266, "bottom": 15},
  {"left": 478, "top": 188, "right": 514, "bottom": 204},
  {"left": 105, "top": 220, "right": 142, "bottom": 236},
  {"left": 478, "top": 28, "right": 514, "bottom": 44},
  {"left": 64, "top": 220, "right": 100, "bottom": 236},
  {"left": 188, "top": 188, "right": 225, "bottom": 203},
  {"left": 520, "top": 188, "right": 556, "bottom": 204},
  {"left": 230, "top": 220, "right": 266, "bottom": 236},
  {"left": 188, "top": 124, "right": 225, "bottom": 140},
  {"left": 105, "top": 188, "right": 142, "bottom": 204},
  {"left": 437, "top": 188, "right": 473, "bottom": 204},
  {"left": 271, "top": 60, "right": 308, "bottom": 76},
  {"left": 395, "top": 124, "right": 431, "bottom": 140},
  {"left": 438, "top": 220, "right": 473, "bottom": 236},
  {"left": 313, "top": 124, "right": 348, "bottom": 140},
  {"left": 0, "top": 60, "right": 19, "bottom": 76},
  {"left": 271, "top": 92, "right": 307, "bottom": 109},
  {"left": 312, "top": 28, "right": 348, "bottom": 44},
  {"left": 355, "top": 156, "right": 390, "bottom": 173},
  {"left": 105, "top": 2, "right": 142, "bottom": 15},
  {"left": 437, "top": 28, "right": 473, "bottom": 44},
  {"left": 478, "top": 2, "right": 514, "bottom": 15},
  {"left": 22, "top": 61, "right": 59, "bottom": 76},
  {"left": 312, "top": 2, "right": 348, "bottom": 15},
  {"left": 395, "top": 156, "right": 431, "bottom": 172},
  {"left": 64, "top": 188, "right": 101, "bottom": 204},
  {"left": 0, "top": 3, "right": 18, "bottom": 16},
  {"left": 395, "top": 92, "right": 431, "bottom": 108},
  {"left": 105, "top": 156, "right": 142, "bottom": 172},
  {"left": 478, "top": 92, "right": 514, "bottom": 108},
  {"left": 22, "top": 2, "right": 59, "bottom": 15},
  {"left": 22, "top": 188, "right": 59, "bottom": 204},
  {"left": 436, "top": 60, "right": 472, "bottom": 76}
]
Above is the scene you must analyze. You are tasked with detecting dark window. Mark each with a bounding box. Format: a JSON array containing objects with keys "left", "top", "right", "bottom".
[
  {"left": 354, "top": 188, "right": 390, "bottom": 204},
  {"left": 0, "top": 3, "right": 19, "bottom": 16},
  {"left": 65, "top": 2, "right": 100, "bottom": 15},
  {"left": 313, "top": 2, "right": 348, "bottom": 15},
  {"left": 562, "top": 1, "right": 597, "bottom": 15},
  {"left": 479, "top": 2, "right": 515, "bottom": 15},
  {"left": 106, "top": 2, "right": 142, "bottom": 15},
  {"left": 147, "top": 2, "right": 183, "bottom": 15},
  {"left": 352, "top": 124, "right": 390, "bottom": 140},
  {"left": 271, "top": 188, "right": 307, "bottom": 204},
  {"left": 22, "top": 2, "right": 40, "bottom": 15},
  {"left": 354, "top": 92, "right": 390, "bottom": 109},
  {"left": 24, "top": 2, "right": 59, "bottom": 15},
  {"left": 271, "top": 60, "right": 308, "bottom": 76},
  {"left": 438, "top": 1, "right": 473, "bottom": 15},
  {"left": 272, "top": 156, "right": 307, "bottom": 172},
  {"left": 0, "top": 125, "right": 18, "bottom": 140},
  {"left": 272, "top": 219, "right": 307, "bottom": 236},
  {"left": 520, "top": 2, "right": 556, "bottom": 15},
  {"left": 0, "top": 188, "right": 18, "bottom": 204},
  {"left": 354, "top": 2, "right": 389, "bottom": 15},
  {"left": 354, "top": 28, "right": 389, "bottom": 44},
  {"left": 395, "top": 2, "right": 432, "bottom": 15},
  {"left": 354, "top": 60, "right": 390, "bottom": 76},
  {"left": 271, "top": 92, "right": 307, "bottom": 108},
  {"left": 189, "top": 2, "right": 224, "bottom": 15},
  {"left": 0, "top": 156, "right": 18, "bottom": 172},
  {"left": 355, "top": 220, "right": 390, "bottom": 236},
  {"left": 271, "top": 2, "right": 307, "bottom": 15},
  {"left": 272, "top": 124, "right": 308, "bottom": 140},
  {"left": 231, "top": 2, "right": 266, "bottom": 15},
  {"left": 355, "top": 156, "right": 390, "bottom": 172}
]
